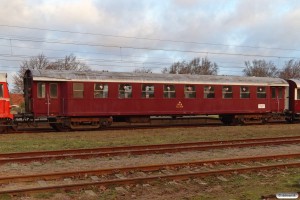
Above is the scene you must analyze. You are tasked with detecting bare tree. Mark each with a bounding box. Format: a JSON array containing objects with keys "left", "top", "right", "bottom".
[
  {"left": 46, "top": 54, "right": 89, "bottom": 71},
  {"left": 12, "top": 54, "right": 90, "bottom": 93},
  {"left": 243, "top": 60, "right": 279, "bottom": 77},
  {"left": 162, "top": 61, "right": 187, "bottom": 74},
  {"left": 12, "top": 54, "right": 49, "bottom": 93},
  {"left": 189, "top": 57, "right": 218, "bottom": 75},
  {"left": 162, "top": 57, "right": 218, "bottom": 75},
  {"left": 279, "top": 59, "right": 300, "bottom": 79}
]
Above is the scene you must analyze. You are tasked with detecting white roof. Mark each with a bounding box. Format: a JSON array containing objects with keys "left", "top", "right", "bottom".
[
  {"left": 27, "top": 69, "right": 289, "bottom": 86},
  {"left": 0, "top": 73, "right": 7, "bottom": 83},
  {"left": 289, "top": 79, "right": 300, "bottom": 88}
]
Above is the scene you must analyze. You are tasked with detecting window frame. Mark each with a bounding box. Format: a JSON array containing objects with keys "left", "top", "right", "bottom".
[
  {"left": 73, "top": 82, "right": 84, "bottom": 98},
  {"left": 271, "top": 87, "right": 276, "bottom": 99},
  {"left": 184, "top": 85, "right": 196, "bottom": 99},
  {"left": 0, "top": 84, "right": 3, "bottom": 98},
  {"left": 222, "top": 86, "right": 233, "bottom": 99},
  {"left": 141, "top": 84, "right": 155, "bottom": 98},
  {"left": 257, "top": 86, "right": 266, "bottom": 99},
  {"left": 49, "top": 83, "right": 58, "bottom": 99},
  {"left": 204, "top": 86, "right": 215, "bottom": 99},
  {"left": 297, "top": 89, "right": 300, "bottom": 100},
  {"left": 37, "top": 82, "right": 46, "bottom": 98},
  {"left": 94, "top": 83, "right": 108, "bottom": 98},
  {"left": 119, "top": 84, "right": 132, "bottom": 99},
  {"left": 278, "top": 87, "right": 283, "bottom": 99},
  {"left": 163, "top": 85, "right": 176, "bottom": 98},
  {"left": 240, "top": 86, "right": 250, "bottom": 99}
]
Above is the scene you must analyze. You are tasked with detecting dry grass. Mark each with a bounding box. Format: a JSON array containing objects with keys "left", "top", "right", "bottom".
[{"left": 0, "top": 124, "right": 299, "bottom": 153}]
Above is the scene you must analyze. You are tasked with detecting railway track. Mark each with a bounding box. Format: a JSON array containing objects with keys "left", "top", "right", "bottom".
[
  {"left": 1, "top": 135, "right": 300, "bottom": 164},
  {"left": 0, "top": 152, "right": 300, "bottom": 195}
]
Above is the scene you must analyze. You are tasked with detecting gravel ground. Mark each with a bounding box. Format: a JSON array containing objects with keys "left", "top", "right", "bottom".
[{"left": 1, "top": 144, "right": 300, "bottom": 176}]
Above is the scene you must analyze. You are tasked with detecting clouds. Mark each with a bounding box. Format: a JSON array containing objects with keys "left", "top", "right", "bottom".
[{"left": 0, "top": 0, "right": 300, "bottom": 80}]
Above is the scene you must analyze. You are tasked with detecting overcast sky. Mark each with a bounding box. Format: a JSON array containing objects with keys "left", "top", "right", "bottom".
[{"left": 1, "top": 0, "right": 300, "bottom": 84}]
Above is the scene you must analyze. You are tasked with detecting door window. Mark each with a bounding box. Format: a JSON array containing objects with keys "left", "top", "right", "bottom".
[
  {"left": 278, "top": 87, "right": 283, "bottom": 99},
  {"left": 50, "top": 83, "right": 58, "bottom": 98},
  {"left": 37, "top": 83, "right": 45, "bottom": 98},
  {"left": 0, "top": 84, "right": 3, "bottom": 98}
]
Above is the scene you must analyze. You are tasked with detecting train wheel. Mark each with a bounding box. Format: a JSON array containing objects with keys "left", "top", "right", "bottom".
[
  {"left": 0, "top": 126, "right": 8, "bottom": 134},
  {"left": 285, "top": 115, "right": 295, "bottom": 123},
  {"left": 0, "top": 119, "right": 14, "bottom": 133},
  {"left": 51, "top": 123, "right": 71, "bottom": 132},
  {"left": 219, "top": 115, "right": 235, "bottom": 125},
  {"left": 50, "top": 123, "right": 60, "bottom": 131}
]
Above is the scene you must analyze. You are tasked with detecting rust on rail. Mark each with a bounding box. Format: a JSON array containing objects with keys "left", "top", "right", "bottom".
[
  {"left": 0, "top": 152, "right": 299, "bottom": 184},
  {"left": 0, "top": 161, "right": 299, "bottom": 195},
  {"left": 0, "top": 136, "right": 300, "bottom": 164}
]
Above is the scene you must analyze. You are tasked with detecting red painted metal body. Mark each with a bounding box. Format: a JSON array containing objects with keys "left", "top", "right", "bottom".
[
  {"left": 287, "top": 79, "right": 300, "bottom": 113},
  {"left": 24, "top": 70, "right": 288, "bottom": 119},
  {"left": 0, "top": 74, "right": 13, "bottom": 120}
]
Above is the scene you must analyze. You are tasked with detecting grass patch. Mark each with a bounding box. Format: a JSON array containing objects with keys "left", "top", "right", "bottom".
[
  {"left": 0, "top": 124, "right": 299, "bottom": 153},
  {"left": 191, "top": 169, "right": 300, "bottom": 199},
  {"left": 0, "top": 194, "right": 11, "bottom": 200},
  {"left": 33, "top": 192, "right": 55, "bottom": 199}
]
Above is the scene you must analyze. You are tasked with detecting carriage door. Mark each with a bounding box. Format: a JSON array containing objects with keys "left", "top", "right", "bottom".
[
  {"left": 37, "top": 82, "right": 60, "bottom": 116},
  {"left": 270, "top": 87, "right": 284, "bottom": 112}
]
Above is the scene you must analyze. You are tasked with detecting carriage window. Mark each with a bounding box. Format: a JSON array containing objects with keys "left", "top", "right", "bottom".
[
  {"left": 257, "top": 86, "right": 266, "bottom": 98},
  {"left": 0, "top": 84, "right": 3, "bottom": 98},
  {"left": 222, "top": 86, "right": 232, "bottom": 99},
  {"left": 73, "top": 83, "right": 84, "bottom": 98},
  {"left": 119, "top": 84, "right": 132, "bottom": 99},
  {"left": 164, "top": 85, "right": 176, "bottom": 98},
  {"left": 37, "top": 82, "right": 45, "bottom": 98},
  {"left": 94, "top": 83, "right": 108, "bottom": 98},
  {"left": 204, "top": 86, "right": 215, "bottom": 98},
  {"left": 142, "top": 84, "right": 154, "bottom": 98},
  {"left": 240, "top": 86, "right": 250, "bottom": 98},
  {"left": 50, "top": 83, "right": 58, "bottom": 98},
  {"left": 184, "top": 85, "right": 196, "bottom": 98},
  {"left": 297, "top": 89, "right": 300, "bottom": 100}
]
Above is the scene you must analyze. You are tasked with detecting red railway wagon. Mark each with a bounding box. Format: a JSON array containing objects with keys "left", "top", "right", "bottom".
[
  {"left": 23, "top": 69, "right": 289, "bottom": 131},
  {"left": 0, "top": 73, "right": 13, "bottom": 132},
  {"left": 286, "top": 79, "right": 300, "bottom": 121}
]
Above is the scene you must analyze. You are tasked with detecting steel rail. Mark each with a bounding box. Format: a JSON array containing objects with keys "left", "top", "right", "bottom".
[
  {"left": 1, "top": 135, "right": 300, "bottom": 159},
  {"left": 0, "top": 152, "right": 299, "bottom": 184},
  {"left": 1, "top": 137, "right": 300, "bottom": 164},
  {"left": 0, "top": 161, "right": 300, "bottom": 195}
]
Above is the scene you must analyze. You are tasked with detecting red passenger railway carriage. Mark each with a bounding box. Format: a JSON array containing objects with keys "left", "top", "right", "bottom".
[{"left": 23, "top": 69, "right": 289, "bottom": 130}]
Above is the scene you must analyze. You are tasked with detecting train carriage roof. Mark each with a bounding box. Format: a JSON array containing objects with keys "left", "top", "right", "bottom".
[
  {"left": 0, "top": 73, "right": 7, "bottom": 83},
  {"left": 26, "top": 69, "right": 289, "bottom": 86},
  {"left": 288, "top": 79, "right": 300, "bottom": 88}
]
